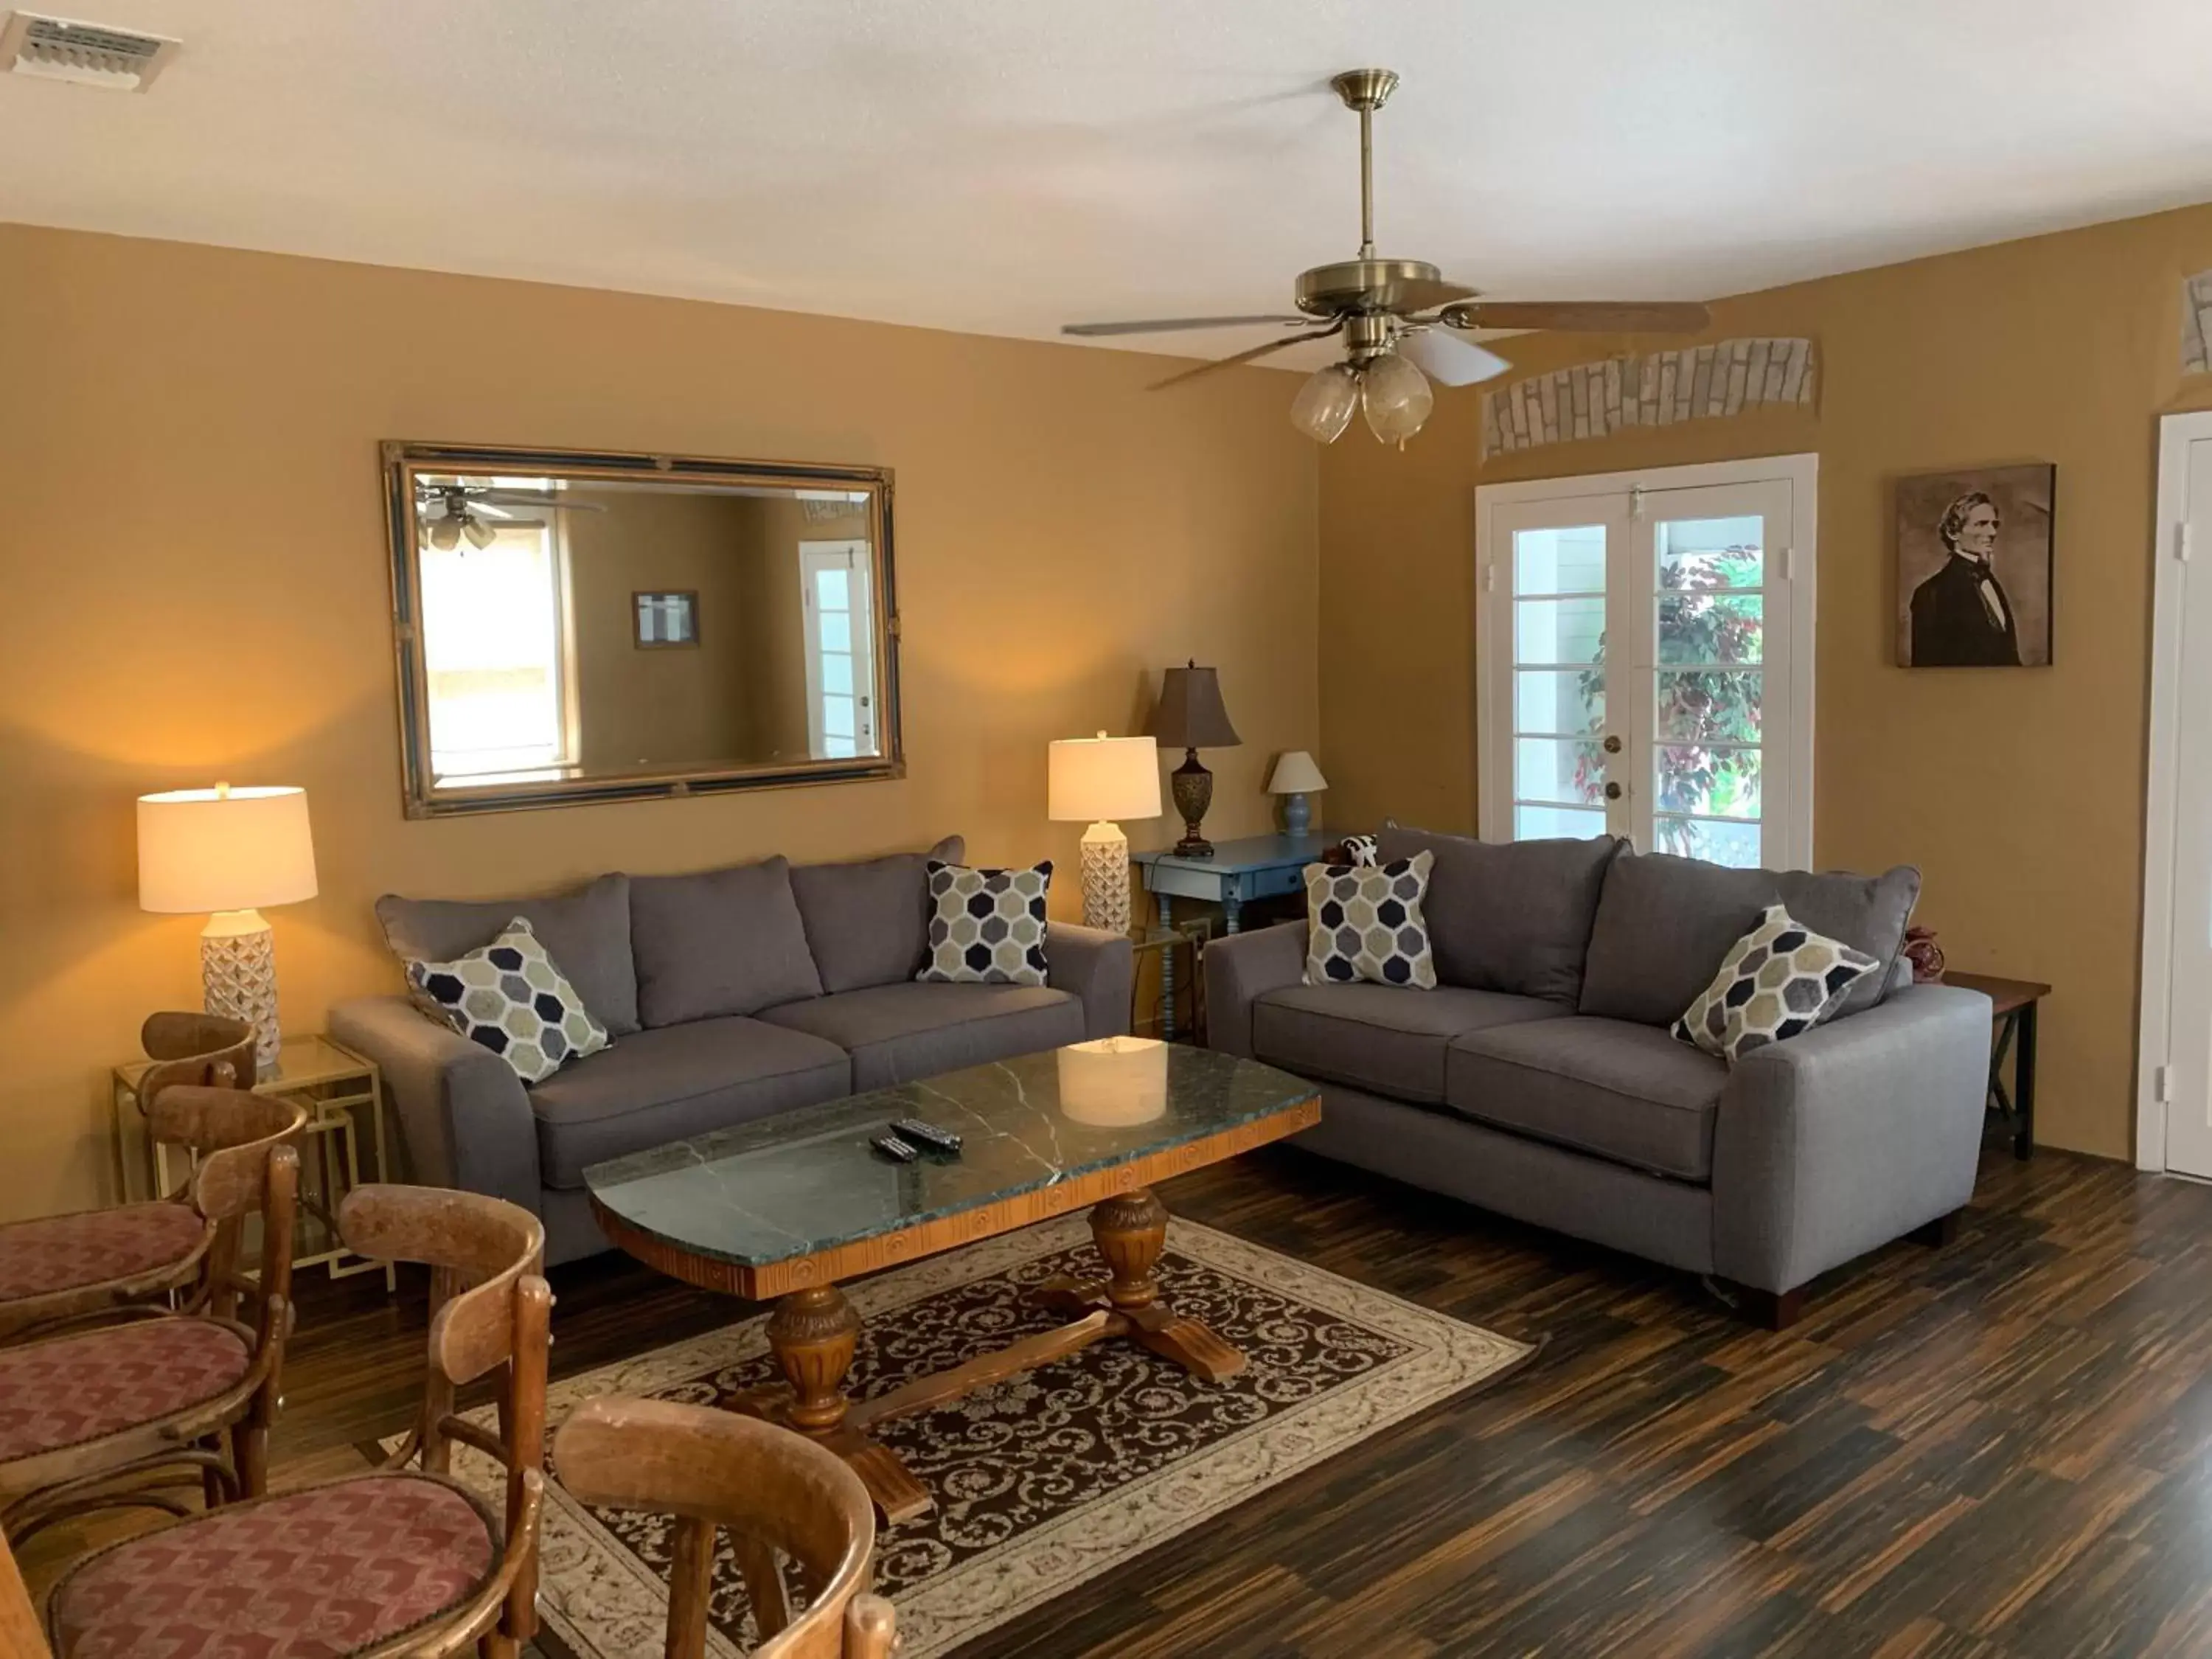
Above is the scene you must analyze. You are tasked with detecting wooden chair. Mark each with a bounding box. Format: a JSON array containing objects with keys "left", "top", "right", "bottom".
[
  {"left": 45, "top": 1185, "right": 552, "bottom": 1659},
  {"left": 0, "top": 1092, "right": 301, "bottom": 1542},
  {"left": 554, "top": 1396, "right": 897, "bottom": 1659},
  {"left": 0, "top": 1013, "right": 265, "bottom": 1343}
]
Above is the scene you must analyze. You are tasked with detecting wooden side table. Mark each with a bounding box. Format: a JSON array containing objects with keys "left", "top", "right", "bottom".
[
  {"left": 1132, "top": 833, "right": 1327, "bottom": 1041},
  {"left": 1939, "top": 972, "right": 2049, "bottom": 1160},
  {"left": 112, "top": 1033, "right": 396, "bottom": 1289}
]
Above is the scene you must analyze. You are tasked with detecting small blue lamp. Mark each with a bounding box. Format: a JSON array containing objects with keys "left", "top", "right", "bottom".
[{"left": 1267, "top": 751, "right": 1327, "bottom": 838}]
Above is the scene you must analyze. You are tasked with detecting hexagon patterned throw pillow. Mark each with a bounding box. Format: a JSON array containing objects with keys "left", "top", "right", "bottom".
[
  {"left": 919, "top": 860, "right": 1052, "bottom": 987},
  {"left": 1301, "top": 849, "right": 1438, "bottom": 989},
  {"left": 1672, "top": 902, "right": 1882, "bottom": 1064},
  {"left": 406, "top": 916, "right": 611, "bottom": 1083}
]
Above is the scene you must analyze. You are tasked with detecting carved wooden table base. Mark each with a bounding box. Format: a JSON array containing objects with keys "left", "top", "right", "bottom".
[{"left": 728, "top": 1186, "right": 1242, "bottom": 1523}]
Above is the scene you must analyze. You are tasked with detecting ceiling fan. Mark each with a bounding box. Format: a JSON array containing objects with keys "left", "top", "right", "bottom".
[
  {"left": 414, "top": 481, "right": 604, "bottom": 551},
  {"left": 1062, "top": 69, "right": 1711, "bottom": 447}
]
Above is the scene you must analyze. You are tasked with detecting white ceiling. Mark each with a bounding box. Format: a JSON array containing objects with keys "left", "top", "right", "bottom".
[{"left": 8, "top": 0, "right": 2212, "bottom": 372}]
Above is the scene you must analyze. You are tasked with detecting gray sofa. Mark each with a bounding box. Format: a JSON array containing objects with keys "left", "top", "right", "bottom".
[
  {"left": 1204, "top": 826, "right": 1992, "bottom": 1326},
  {"left": 333, "top": 840, "right": 1133, "bottom": 1265}
]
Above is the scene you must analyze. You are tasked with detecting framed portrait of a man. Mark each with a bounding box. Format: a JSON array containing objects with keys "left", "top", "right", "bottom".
[{"left": 1896, "top": 463, "right": 2055, "bottom": 667}]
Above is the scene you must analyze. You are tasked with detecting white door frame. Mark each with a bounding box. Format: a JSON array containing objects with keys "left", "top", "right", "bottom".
[
  {"left": 1473, "top": 452, "right": 1820, "bottom": 868},
  {"left": 2134, "top": 410, "right": 2212, "bottom": 1172}
]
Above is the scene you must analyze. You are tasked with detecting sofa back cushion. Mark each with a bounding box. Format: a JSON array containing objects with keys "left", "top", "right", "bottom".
[
  {"left": 1577, "top": 852, "right": 1920, "bottom": 1027},
  {"left": 375, "top": 873, "right": 639, "bottom": 1037},
  {"left": 789, "top": 835, "right": 965, "bottom": 994},
  {"left": 1374, "top": 826, "right": 1623, "bottom": 1004},
  {"left": 630, "top": 856, "right": 824, "bottom": 1026}
]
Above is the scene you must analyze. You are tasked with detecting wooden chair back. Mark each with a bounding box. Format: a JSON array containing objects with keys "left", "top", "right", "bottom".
[
  {"left": 553, "top": 1397, "right": 897, "bottom": 1659},
  {"left": 338, "top": 1184, "right": 551, "bottom": 1659},
  {"left": 136, "top": 1012, "right": 257, "bottom": 1110},
  {"left": 1, "top": 1526, "right": 49, "bottom": 1658}
]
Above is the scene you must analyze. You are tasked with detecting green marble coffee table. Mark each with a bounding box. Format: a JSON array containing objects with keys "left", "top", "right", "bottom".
[{"left": 585, "top": 1039, "right": 1320, "bottom": 1520}]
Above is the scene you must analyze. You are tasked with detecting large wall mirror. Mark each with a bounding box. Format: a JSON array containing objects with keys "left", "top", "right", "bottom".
[{"left": 382, "top": 442, "right": 900, "bottom": 817}]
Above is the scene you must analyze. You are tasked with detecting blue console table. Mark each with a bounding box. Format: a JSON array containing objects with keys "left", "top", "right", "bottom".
[{"left": 1131, "top": 832, "right": 1327, "bottom": 1038}]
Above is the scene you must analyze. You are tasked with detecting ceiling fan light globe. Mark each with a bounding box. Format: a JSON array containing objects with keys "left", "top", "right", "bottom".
[
  {"left": 1360, "top": 352, "right": 1433, "bottom": 444},
  {"left": 461, "top": 515, "right": 498, "bottom": 549},
  {"left": 426, "top": 517, "right": 460, "bottom": 551},
  {"left": 1290, "top": 363, "right": 1361, "bottom": 444}
]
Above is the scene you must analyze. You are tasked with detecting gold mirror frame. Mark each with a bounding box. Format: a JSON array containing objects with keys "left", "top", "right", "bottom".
[{"left": 381, "top": 440, "right": 902, "bottom": 818}]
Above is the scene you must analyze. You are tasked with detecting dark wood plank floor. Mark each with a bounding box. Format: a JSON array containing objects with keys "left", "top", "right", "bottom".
[{"left": 29, "top": 1139, "right": 2212, "bottom": 1657}]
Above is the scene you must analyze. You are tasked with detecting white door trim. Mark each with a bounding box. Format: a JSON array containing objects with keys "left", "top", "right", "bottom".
[
  {"left": 1473, "top": 451, "right": 1819, "bottom": 867},
  {"left": 2135, "top": 411, "right": 2212, "bottom": 1171}
]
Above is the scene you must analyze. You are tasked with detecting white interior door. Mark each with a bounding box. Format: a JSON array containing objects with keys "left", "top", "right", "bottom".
[
  {"left": 2146, "top": 420, "right": 2212, "bottom": 1176},
  {"left": 1478, "top": 456, "right": 1816, "bottom": 869},
  {"left": 800, "top": 540, "right": 877, "bottom": 759}
]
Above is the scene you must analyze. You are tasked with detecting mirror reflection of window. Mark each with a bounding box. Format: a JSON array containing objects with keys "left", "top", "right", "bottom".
[
  {"left": 420, "top": 520, "right": 576, "bottom": 780},
  {"left": 800, "top": 540, "right": 875, "bottom": 760}
]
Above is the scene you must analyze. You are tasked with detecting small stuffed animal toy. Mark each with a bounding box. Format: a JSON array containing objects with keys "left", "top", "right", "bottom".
[{"left": 1320, "top": 834, "right": 1379, "bottom": 868}]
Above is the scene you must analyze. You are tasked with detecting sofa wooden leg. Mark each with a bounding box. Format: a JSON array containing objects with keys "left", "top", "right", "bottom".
[
  {"left": 1907, "top": 1209, "right": 1962, "bottom": 1248},
  {"left": 1736, "top": 1284, "right": 1806, "bottom": 1331}
]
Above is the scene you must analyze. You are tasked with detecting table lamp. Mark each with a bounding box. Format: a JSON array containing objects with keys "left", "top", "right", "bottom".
[
  {"left": 1150, "top": 661, "right": 1241, "bottom": 858},
  {"left": 137, "top": 783, "right": 319, "bottom": 1077},
  {"left": 1266, "top": 751, "right": 1329, "bottom": 838},
  {"left": 1048, "top": 734, "right": 1161, "bottom": 934}
]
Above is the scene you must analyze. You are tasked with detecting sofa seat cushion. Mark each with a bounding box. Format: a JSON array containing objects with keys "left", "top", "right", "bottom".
[
  {"left": 1251, "top": 983, "right": 1571, "bottom": 1105},
  {"left": 1446, "top": 1017, "right": 1728, "bottom": 1181},
  {"left": 529, "top": 1017, "right": 850, "bottom": 1189},
  {"left": 757, "top": 982, "right": 1086, "bottom": 1091}
]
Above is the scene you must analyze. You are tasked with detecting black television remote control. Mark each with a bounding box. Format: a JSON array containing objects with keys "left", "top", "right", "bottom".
[
  {"left": 892, "top": 1118, "right": 962, "bottom": 1155},
  {"left": 870, "top": 1133, "right": 919, "bottom": 1163}
]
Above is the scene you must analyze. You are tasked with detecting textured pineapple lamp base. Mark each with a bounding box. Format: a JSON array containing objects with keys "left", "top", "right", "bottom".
[
  {"left": 1078, "top": 822, "right": 1134, "bottom": 935},
  {"left": 201, "top": 908, "right": 280, "bottom": 1077}
]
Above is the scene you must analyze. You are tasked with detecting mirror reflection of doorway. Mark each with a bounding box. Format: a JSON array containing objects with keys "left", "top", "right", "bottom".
[{"left": 800, "top": 540, "right": 876, "bottom": 759}]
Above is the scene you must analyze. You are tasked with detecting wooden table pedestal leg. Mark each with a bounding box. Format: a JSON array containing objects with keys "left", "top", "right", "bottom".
[
  {"left": 1082, "top": 1188, "right": 1246, "bottom": 1382},
  {"left": 740, "top": 1283, "right": 932, "bottom": 1525}
]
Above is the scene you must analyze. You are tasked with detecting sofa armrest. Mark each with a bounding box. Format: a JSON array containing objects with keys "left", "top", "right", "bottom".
[
  {"left": 329, "top": 995, "right": 543, "bottom": 1214},
  {"left": 1047, "top": 922, "right": 1134, "bottom": 1039},
  {"left": 1200, "top": 922, "right": 1307, "bottom": 1057},
  {"left": 1711, "top": 984, "right": 1990, "bottom": 1294}
]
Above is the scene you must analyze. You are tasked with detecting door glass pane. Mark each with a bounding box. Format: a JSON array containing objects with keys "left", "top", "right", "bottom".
[
  {"left": 821, "top": 653, "right": 854, "bottom": 696},
  {"left": 1655, "top": 745, "right": 1761, "bottom": 819},
  {"left": 1517, "top": 804, "right": 1607, "bottom": 841},
  {"left": 1515, "top": 738, "right": 1606, "bottom": 807},
  {"left": 1653, "top": 815, "right": 1761, "bottom": 868},
  {"left": 814, "top": 566, "right": 850, "bottom": 608},
  {"left": 817, "top": 611, "right": 852, "bottom": 653},
  {"left": 1658, "top": 515, "right": 1764, "bottom": 590},
  {"left": 821, "top": 693, "right": 855, "bottom": 740},
  {"left": 1658, "top": 594, "right": 1762, "bottom": 665},
  {"left": 1515, "top": 597, "right": 1607, "bottom": 666},
  {"left": 1513, "top": 525, "right": 1607, "bottom": 595},
  {"left": 1516, "top": 669, "right": 1604, "bottom": 737},
  {"left": 1655, "top": 669, "right": 1761, "bottom": 743}
]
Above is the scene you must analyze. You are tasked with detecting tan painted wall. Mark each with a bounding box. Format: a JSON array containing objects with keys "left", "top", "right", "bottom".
[
  {"left": 1319, "top": 200, "right": 2212, "bottom": 1161},
  {"left": 0, "top": 223, "right": 1318, "bottom": 1220}
]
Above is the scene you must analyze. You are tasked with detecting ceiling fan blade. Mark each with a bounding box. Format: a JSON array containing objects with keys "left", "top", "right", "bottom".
[
  {"left": 1399, "top": 329, "right": 1511, "bottom": 387},
  {"left": 1148, "top": 324, "right": 1346, "bottom": 391},
  {"left": 1442, "top": 300, "right": 1710, "bottom": 333},
  {"left": 1062, "top": 315, "right": 1307, "bottom": 338},
  {"left": 473, "top": 501, "right": 517, "bottom": 519}
]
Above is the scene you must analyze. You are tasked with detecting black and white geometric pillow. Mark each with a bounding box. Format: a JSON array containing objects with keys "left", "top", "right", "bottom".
[
  {"left": 1672, "top": 902, "right": 1882, "bottom": 1065},
  {"left": 405, "top": 916, "right": 611, "bottom": 1084},
  {"left": 1302, "top": 849, "right": 1437, "bottom": 989},
  {"left": 918, "top": 860, "right": 1051, "bottom": 987}
]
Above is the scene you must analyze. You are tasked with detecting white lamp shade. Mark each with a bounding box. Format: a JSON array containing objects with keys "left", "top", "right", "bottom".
[
  {"left": 1056, "top": 1036, "right": 1169, "bottom": 1127},
  {"left": 1266, "top": 751, "right": 1329, "bottom": 795},
  {"left": 138, "top": 785, "right": 319, "bottom": 914},
  {"left": 1048, "top": 734, "right": 1161, "bottom": 823}
]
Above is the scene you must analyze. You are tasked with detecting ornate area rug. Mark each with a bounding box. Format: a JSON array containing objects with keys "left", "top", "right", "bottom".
[{"left": 433, "top": 1216, "right": 1532, "bottom": 1658}]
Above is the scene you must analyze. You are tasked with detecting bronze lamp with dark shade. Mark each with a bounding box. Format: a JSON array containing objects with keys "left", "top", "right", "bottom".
[{"left": 1150, "top": 661, "right": 1241, "bottom": 858}]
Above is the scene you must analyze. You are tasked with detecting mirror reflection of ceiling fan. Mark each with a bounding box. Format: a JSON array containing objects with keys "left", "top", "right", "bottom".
[
  {"left": 413, "top": 481, "right": 605, "bottom": 550},
  {"left": 1062, "top": 69, "right": 1711, "bottom": 448}
]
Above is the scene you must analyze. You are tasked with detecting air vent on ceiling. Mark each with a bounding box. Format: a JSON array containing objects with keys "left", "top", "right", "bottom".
[{"left": 0, "top": 11, "right": 178, "bottom": 91}]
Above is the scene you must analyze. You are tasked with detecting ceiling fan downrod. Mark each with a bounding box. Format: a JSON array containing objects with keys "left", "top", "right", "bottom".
[{"left": 1330, "top": 69, "right": 1399, "bottom": 261}]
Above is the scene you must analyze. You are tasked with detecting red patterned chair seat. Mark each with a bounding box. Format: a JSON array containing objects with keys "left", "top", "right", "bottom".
[
  {"left": 0, "top": 1201, "right": 204, "bottom": 1301},
  {"left": 0, "top": 1317, "right": 250, "bottom": 1460},
  {"left": 50, "top": 1472, "right": 498, "bottom": 1659}
]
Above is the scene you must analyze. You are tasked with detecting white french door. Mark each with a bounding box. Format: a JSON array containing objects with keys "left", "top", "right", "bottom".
[
  {"left": 799, "top": 540, "right": 878, "bottom": 760},
  {"left": 2140, "top": 413, "right": 2212, "bottom": 1175},
  {"left": 1477, "top": 456, "right": 1818, "bottom": 869}
]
